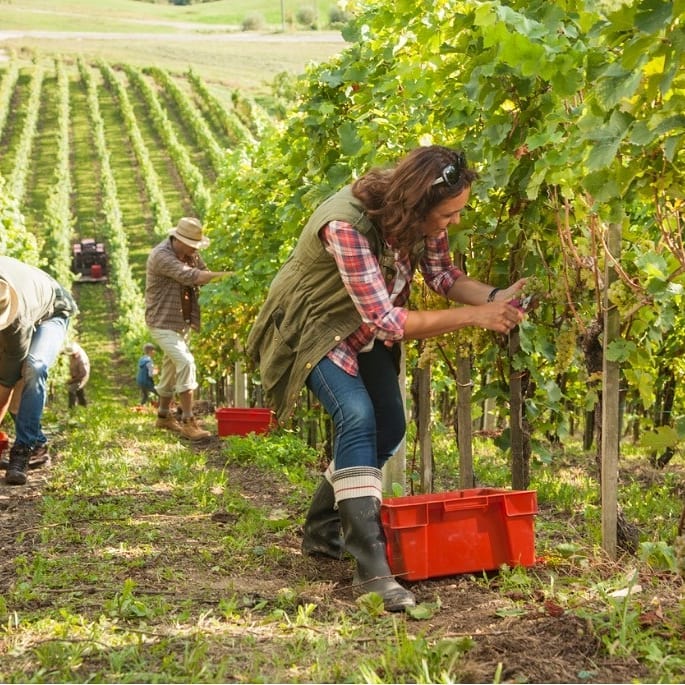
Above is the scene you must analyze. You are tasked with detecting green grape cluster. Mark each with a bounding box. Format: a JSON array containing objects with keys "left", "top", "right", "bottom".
[
  {"left": 579, "top": 269, "right": 597, "bottom": 292},
  {"left": 549, "top": 275, "right": 570, "bottom": 305},
  {"left": 523, "top": 274, "right": 547, "bottom": 297},
  {"left": 554, "top": 320, "right": 578, "bottom": 374},
  {"left": 467, "top": 326, "right": 490, "bottom": 355},
  {"left": 418, "top": 339, "right": 439, "bottom": 369},
  {"left": 675, "top": 534, "right": 685, "bottom": 579},
  {"left": 607, "top": 280, "right": 634, "bottom": 316}
]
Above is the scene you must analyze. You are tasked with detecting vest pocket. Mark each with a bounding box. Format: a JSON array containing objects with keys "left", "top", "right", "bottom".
[{"left": 259, "top": 309, "right": 296, "bottom": 395}]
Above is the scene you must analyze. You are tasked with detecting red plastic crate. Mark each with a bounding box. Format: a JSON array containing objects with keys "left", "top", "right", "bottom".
[
  {"left": 215, "top": 407, "right": 275, "bottom": 437},
  {"left": 381, "top": 488, "right": 537, "bottom": 581}
]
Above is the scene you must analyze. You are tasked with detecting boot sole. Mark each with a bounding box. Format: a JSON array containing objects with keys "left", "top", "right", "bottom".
[
  {"left": 5, "top": 470, "right": 28, "bottom": 485},
  {"left": 302, "top": 546, "right": 345, "bottom": 561},
  {"left": 355, "top": 588, "right": 416, "bottom": 612},
  {"left": 179, "top": 432, "right": 212, "bottom": 441},
  {"left": 353, "top": 575, "right": 416, "bottom": 611},
  {"left": 302, "top": 539, "right": 345, "bottom": 560},
  {"left": 156, "top": 424, "right": 182, "bottom": 433}
]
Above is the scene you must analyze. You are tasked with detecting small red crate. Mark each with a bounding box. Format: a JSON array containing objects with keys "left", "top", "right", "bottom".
[
  {"left": 381, "top": 488, "right": 537, "bottom": 581},
  {"left": 0, "top": 430, "right": 8, "bottom": 456},
  {"left": 215, "top": 407, "right": 275, "bottom": 437}
]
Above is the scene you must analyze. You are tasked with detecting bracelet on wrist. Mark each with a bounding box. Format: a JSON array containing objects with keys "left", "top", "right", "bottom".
[{"left": 487, "top": 287, "right": 500, "bottom": 303}]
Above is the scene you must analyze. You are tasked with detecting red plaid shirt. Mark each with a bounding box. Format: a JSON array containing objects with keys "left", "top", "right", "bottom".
[{"left": 321, "top": 221, "right": 464, "bottom": 375}]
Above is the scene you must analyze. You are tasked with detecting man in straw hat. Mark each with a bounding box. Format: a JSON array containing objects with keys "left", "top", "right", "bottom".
[
  {"left": 145, "top": 217, "right": 229, "bottom": 440},
  {"left": 0, "top": 256, "right": 77, "bottom": 485}
]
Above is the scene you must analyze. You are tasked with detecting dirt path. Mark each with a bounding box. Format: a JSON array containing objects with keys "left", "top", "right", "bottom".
[{"left": 0, "top": 444, "right": 660, "bottom": 683}]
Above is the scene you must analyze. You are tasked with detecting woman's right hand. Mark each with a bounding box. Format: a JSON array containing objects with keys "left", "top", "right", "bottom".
[{"left": 474, "top": 301, "right": 525, "bottom": 334}]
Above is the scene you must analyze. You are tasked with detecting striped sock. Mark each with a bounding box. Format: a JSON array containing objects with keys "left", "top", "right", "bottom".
[{"left": 331, "top": 466, "right": 382, "bottom": 504}]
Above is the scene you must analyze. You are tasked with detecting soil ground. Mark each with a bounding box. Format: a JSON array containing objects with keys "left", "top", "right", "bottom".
[{"left": 2, "top": 441, "right": 676, "bottom": 683}]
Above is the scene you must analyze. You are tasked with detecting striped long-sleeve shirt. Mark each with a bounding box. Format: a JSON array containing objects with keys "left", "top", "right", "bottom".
[{"left": 145, "top": 238, "right": 206, "bottom": 332}]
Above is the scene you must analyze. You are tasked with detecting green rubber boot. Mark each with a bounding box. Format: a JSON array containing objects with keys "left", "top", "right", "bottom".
[
  {"left": 338, "top": 496, "right": 415, "bottom": 612},
  {"left": 302, "top": 478, "right": 344, "bottom": 559}
]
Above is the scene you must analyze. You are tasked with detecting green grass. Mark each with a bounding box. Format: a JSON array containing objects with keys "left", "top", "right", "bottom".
[
  {"left": 2, "top": 274, "right": 684, "bottom": 683},
  {"left": 3, "top": 38, "right": 344, "bottom": 95},
  {"left": 1, "top": 0, "right": 337, "bottom": 30},
  {"left": 24, "top": 67, "right": 58, "bottom": 237},
  {"left": 94, "top": 67, "right": 154, "bottom": 277},
  {"left": 0, "top": 72, "right": 30, "bottom": 179},
  {"left": 67, "top": 67, "right": 102, "bottom": 237},
  {"left": 3, "top": 418, "right": 683, "bottom": 682},
  {"left": 0, "top": 0, "right": 346, "bottom": 93}
]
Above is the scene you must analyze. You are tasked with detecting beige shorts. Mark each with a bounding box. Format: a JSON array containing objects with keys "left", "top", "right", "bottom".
[{"left": 147, "top": 327, "right": 198, "bottom": 397}]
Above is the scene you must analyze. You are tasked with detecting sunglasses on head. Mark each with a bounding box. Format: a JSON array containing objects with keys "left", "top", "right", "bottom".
[{"left": 431, "top": 152, "right": 467, "bottom": 187}]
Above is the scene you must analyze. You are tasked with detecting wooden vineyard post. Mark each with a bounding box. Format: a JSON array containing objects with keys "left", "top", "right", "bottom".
[
  {"left": 234, "top": 360, "right": 247, "bottom": 407},
  {"left": 509, "top": 326, "right": 527, "bottom": 490},
  {"left": 456, "top": 353, "right": 474, "bottom": 489},
  {"left": 415, "top": 365, "right": 433, "bottom": 493},
  {"left": 602, "top": 222, "right": 621, "bottom": 558}
]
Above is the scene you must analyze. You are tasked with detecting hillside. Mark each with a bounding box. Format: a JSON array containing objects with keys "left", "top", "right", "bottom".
[
  {"left": 0, "top": 0, "right": 345, "bottom": 92},
  {"left": 0, "top": 0, "right": 336, "bottom": 31}
]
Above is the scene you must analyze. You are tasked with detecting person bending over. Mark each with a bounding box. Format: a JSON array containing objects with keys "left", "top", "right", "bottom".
[
  {"left": 247, "top": 146, "right": 526, "bottom": 611},
  {"left": 64, "top": 341, "right": 90, "bottom": 408},
  {"left": 0, "top": 257, "right": 77, "bottom": 485}
]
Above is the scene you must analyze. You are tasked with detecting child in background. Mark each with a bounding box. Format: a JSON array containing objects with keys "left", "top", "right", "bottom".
[
  {"left": 136, "top": 343, "right": 158, "bottom": 405},
  {"left": 64, "top": 341, "right": 90, "bottom": 408}
]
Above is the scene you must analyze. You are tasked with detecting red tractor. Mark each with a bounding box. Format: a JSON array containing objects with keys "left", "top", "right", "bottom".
[{"left": 72, "top": 238, "right": 108, "bottom": 283}]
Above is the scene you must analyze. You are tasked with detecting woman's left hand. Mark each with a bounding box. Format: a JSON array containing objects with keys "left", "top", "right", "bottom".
[{"left": 493, "top": 278, "right": 527, "bottom": 303}]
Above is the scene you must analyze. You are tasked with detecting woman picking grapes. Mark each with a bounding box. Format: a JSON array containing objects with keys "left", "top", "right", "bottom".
[{"left": 247, "top": 145, "right": 526, "bottom": 611}]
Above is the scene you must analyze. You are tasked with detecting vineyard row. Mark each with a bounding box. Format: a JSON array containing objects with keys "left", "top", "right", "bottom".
[{"left": 0, "top": 54, "right": 270, "bottom": 354}]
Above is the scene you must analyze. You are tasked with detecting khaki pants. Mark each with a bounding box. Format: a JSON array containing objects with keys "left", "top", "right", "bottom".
[{"left": 147, "top": 327, "right": 198, "bottom": 398}]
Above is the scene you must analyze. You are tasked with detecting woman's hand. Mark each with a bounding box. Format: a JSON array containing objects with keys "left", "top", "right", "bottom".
[
  {"left": 404, "top": 276, "right": 528, "bottom": 339},
  {"left": 475, "top": 300, "right": 525, "bottom": 334},
  {"left": 491, "top": 277, "right": 528, "bottom": 303}
]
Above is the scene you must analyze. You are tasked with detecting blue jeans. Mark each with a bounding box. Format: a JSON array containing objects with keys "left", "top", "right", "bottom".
[
  {"left": 13, "top": 316, "right": 69, "bottom": 447},
  {"left": 306, "top": 341, "right": 406, "bottom": 471}
]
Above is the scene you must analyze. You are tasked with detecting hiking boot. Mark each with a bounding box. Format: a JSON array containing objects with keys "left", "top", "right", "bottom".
[
  {"left": 5, "top": 443, "right": 31, "bottom": 485},
  {"left": 29, "top": 443, "right": 51, "bottom": 468},
  {"left": 0, "top": 443, "right": 50, "bottom": 471},
  {"left": 179, "top": 417, "right": 211, "bottom": 441},
  {"left": 156, "top": 414, "right": 182, "bottom": 432}
]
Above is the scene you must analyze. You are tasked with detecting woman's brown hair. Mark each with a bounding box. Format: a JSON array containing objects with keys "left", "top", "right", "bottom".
[{"left": 352, "top": 145, "right": 477, "bottom": 257}]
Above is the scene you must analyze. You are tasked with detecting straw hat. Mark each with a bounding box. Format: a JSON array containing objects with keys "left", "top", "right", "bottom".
[
  {"left": 0, "top": 279, "right": 19, "bottom": 331},
  {"left": 169, "top": 217, "right": 210, "bottom": 249}
]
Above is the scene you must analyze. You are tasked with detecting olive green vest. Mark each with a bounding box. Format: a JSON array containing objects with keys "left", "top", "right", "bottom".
[{"left": 246, "top": 185, "right": 387, "bottom": 422}]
